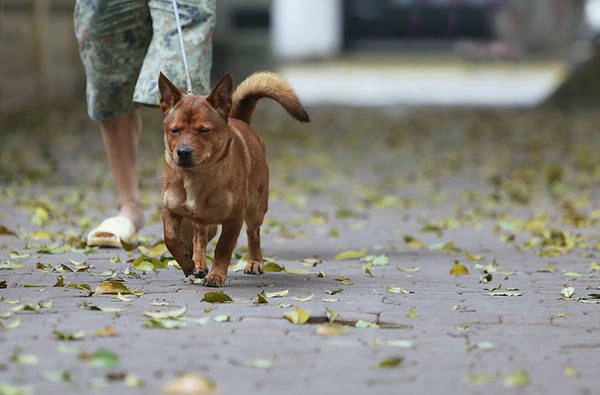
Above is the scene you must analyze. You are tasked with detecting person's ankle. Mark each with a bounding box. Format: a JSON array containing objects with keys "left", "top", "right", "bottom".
[{"left": 118, "top": 202, "right": 145, "bottom": 231}]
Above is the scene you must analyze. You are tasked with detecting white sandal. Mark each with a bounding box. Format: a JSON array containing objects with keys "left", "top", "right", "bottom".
[{"left": 86, "top": 216, "right": 136, "bottom": 247}]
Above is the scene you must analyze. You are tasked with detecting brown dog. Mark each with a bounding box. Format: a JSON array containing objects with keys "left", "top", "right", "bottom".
[{"left": 158, "top": 72, "right": 309, "bottom": 287}]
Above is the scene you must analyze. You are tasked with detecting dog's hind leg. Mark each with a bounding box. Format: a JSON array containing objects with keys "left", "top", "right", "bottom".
[{"left": 243, "top": 200, "right": 266, "bottom": 275}]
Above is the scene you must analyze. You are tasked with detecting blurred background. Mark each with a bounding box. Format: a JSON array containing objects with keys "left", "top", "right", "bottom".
[{"left": 1, "top": 0, "right": 600, "bottom": 112}]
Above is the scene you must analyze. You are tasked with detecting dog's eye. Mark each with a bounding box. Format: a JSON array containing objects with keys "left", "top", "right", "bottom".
[
  {"left": 197, "top": 128, "right": 210, "bottom": 134},
  {"left": 170, "top": 128, "right": 179, "bottom": 134}
]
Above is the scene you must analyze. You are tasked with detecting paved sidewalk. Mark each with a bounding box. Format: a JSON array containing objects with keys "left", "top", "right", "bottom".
[{"left": 1, "top": 103, "right": 599, "bottom": 395}]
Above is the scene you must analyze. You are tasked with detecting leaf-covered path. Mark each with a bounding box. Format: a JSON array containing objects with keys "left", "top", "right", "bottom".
[{"left": 1, "top": 102, "right": 600, "bottom": 394}]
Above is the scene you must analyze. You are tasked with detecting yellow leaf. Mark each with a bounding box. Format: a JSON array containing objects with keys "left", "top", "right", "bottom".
[
  {"left": 283, "top": 307, "right": 310, "bottom": 325},
  {"left": 537, "top": 263, "right": 556, "bottom": 273},
  {"left": 406, "top": 307, "right": 419, "bottom": 318},
  {"left": 284, "top": 268, "right": 315, "bottom": 275},
  {"left": 292, "top": 294, "right": 314, "bottom": 302},
  {"left": 28, "top": 231, "right": 53, "bottom": 240},
  {"left": 450, "top": 261, "right": 469, "bottom": 275},
  {"left": 316, "top": 323, "right": 348, "bottom": 336},
  {"left": 404, "top": 236, "right": 424, "bottom": 250},
  {"left": 263, "top": 289, "right": 289, "bottom": 298},
  {"left": 504, "top": 370, "right": 529, "bottom": 387},
  {"left": 143, "top": 306, "right": 187, "bottom": 320},
  {"left": 94, "top": 280, "right": 131, "bottom": 295},
  {"left": 465, "top": 250, "right": 482, "bottom": 261},
  {"left": 162, "top": 373, "right": 217, "bottom": 394},
  {"left": 334, "top": 249, "right": 367, "bottom": 261},
  {"left": 465, "top": 374, "right": 496, "bottom": 384},
  {"left": 396, "top": 266, "right": 420, "bottom": 273},
  {"left": 138, "top": 242, "right": 168, "bottom": 257},
  {"left": 256, "top": 292, "right": 268, "bottom": 304},
  {"left": 113, "top": 293, "right": 134, "bottom": 302},
  {"left": 565, "top": 365, "right": 581, "bottom": 378}
]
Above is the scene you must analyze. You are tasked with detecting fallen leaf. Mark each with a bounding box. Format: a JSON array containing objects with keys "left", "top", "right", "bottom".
[
  {"left": 565, "top": 365, "right": 581, "bottom": 378},
  {"left": 143, "top": 318, "right": 187, "bottom": 329},
  {"left": 465, "top": 374, "right": 496, "bottom": 384},
  {"left": 404, "top": 236, "right": 424, "bottom": 250},
  {"left": 563, "top": 271, "right": 595, "bottom": 278},
  {"left": 466, "top": 250, "right": 482, "bottom": 261},
  {"left": 163, "top": 373, "right": 217, "bottom": 394},
  {"left": 301, "top": 258, "right": 323, "bottom": 267},
  {"left": 355, "top": 320, "right": 380, "bottom": 329},
  {"left": 387, "top": 340, "right": 414, "bottom": 348},
  {"left": 406, "top": 307, "right": 419, "bottom": 318},
  {"left": 256, "top": 292, "right": 268, "bottom": 304},
  {"left": 12, "top": 352, "right": 38, "bottom": 365},
  {"left": 0, "top": 224, "right": 17, "bottom": 236},
  {"left": 143, "top": 306, "right": 187, "bottom": 320},
  {"left": 284, "top": 268, "right": 315, "bottom": 275},
  {"left": 450, "top": 260, "right": 469, "bottom": 275},
  {"left": 561, "top": 287, "right": 575, "bottom": 298},
  {"left": 361, "top": 254, "right": 389, "bottom": 266},
  {"left": 283, "top": 306, "right": 310, "bottom": 325},
  {"left": 325, "top": 307, "right": 338, "bottom": 323},
  {"left": 113, "top": 293, "right": 134, "bottom": 302},
  {"left": 91, "top": 326, "right": 117, "bottom": 337},
  {"left": 479, "top": 273, "right": 493, "bottom": 283},
  {"left": 377, "top": 356, "right": 403, "bottom": 368},
  {"left": 67, "top": 283, "right": 92, "bottom": 294},
  {"left": 84, "top": 349, "right": 119, "bottom": 368},
  {"left": 485, "top": 290, "right": 522, "bottom": 297},
  {"left": 396, "top": 266, "right": 420, "bottom": 272},
  {"left": 335, "top": 276, "right": 354, "bottom": 285},
  {"left": 43, "top": 369, "right": 75, "bottom": 383},
  {"left": 94, "top": 280, "right": 132, "bottom": 295},
  {"left": 201, "top": 291, "right": 232, "bottom": 303},
  {"left": 538, "top": 263, "right": 557, "bottom": 273},
  {"left": 230, "top": 358, "right": 273, "bottom": 369},
  {"left": 263, "top": 262, "right": 284, "bottom": 272},
  {"left": 125, "top": 374, "right": 145, "bottom": 388},
  {"left": 334, "top": 249, "right": 367, "bottom": 261},
  {"left": 0, "top": 318, "right": 21, "bottom": 330},
  {"left": 316, "top": 322, "right": 348, "bottom": 336},
  {"left": 0, "top": 261, "right": 24, "bottom": 270},
  {"left": 387, "top": 285, "right": 413, "bottom": 294},
  {"left": 504, "top": 370, "right": 529, "bottom": 387},
  {"left": 293, "top": 294, "right": 314, "bottom": 302},
  {"left": 53, "top": 329, "right": 85, "bottom": 341}
]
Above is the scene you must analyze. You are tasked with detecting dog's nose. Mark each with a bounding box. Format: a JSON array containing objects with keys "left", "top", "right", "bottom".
[{"left": 177, "top": 146, "right": 193, "bottom": 160}]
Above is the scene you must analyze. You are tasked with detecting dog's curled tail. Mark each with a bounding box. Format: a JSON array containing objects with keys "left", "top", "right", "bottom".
[{"left": 231, "top": 72, "right": 310, "bottom": 125}]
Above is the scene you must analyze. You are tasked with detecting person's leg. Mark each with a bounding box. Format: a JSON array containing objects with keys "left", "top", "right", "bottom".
[
  {"left": 74, "top": 0, "right": 152, "bottom": 244},
  {"left": 134, "top": 0, "right": 216, "bottom": 105},
  {"left": 99, "top": 110, "right": 145, "bottom": 231}
]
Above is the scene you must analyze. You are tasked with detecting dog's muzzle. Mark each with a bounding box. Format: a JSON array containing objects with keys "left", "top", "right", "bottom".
[{"left": 176, "top": 145, "right": 194, "bottom": 167}]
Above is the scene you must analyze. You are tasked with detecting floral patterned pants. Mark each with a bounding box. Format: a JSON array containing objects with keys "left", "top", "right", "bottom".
[{"left": 74, "top": 0, "right": 215, "bottom": 120}]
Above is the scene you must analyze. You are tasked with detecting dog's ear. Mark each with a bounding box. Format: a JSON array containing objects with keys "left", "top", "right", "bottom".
[
  {"left": 158, "top": 72, "right": 183, "bottom": 115},
  {"left": 206, "top": 73, "right": 233, "bottom": 119}
]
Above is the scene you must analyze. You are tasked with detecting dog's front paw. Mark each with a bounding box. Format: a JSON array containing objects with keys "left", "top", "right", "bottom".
[
  {"left": 179, "top": 258, "right": 195, "bottom": 277},
  {"left": 192, "top": 267, "right": 208, "bottom": 279},
  {"left": 243, "top": 260, "right": 264, "bottom": 275},
  {"left": 203, "top": 273, "right": 226, "bottom": 287}
]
